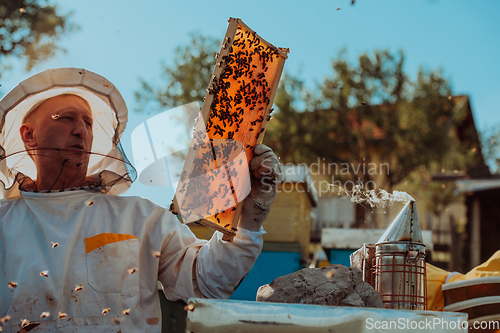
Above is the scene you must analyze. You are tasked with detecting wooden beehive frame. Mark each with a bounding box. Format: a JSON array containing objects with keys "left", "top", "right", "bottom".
[{"left": 170, "top": 17, "right": 288, "bottom": 241}]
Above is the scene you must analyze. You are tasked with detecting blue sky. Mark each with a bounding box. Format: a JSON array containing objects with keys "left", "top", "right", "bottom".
[{"left": 2, "top": 0, "right": 500, "bottom": 204}]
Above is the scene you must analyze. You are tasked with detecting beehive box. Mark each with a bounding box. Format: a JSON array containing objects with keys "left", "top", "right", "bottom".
[
  {"left": 263, "top": 165, "right": 318, "bottom": 260},
  {"left": 171, "top": 18, "right": 288, "bottom": 241}
]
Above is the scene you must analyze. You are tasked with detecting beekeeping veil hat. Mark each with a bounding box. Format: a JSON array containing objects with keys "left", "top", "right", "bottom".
[{"left": 0, "top": 68, "right": 135, "bottom": 198}]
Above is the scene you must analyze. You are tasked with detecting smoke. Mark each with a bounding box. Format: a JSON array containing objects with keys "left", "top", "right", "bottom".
[{"left": 341, "top": 185, "right": 414, "bottom": 210}]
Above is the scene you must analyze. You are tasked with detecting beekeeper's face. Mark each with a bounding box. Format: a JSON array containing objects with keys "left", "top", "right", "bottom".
[{"left": 20, "top": 94, "right": 94, "bottom": 167}]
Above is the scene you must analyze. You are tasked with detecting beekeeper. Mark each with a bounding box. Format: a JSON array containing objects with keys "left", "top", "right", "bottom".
[{"left": 0, "top": 68, "right": 281, "bottom": 332}]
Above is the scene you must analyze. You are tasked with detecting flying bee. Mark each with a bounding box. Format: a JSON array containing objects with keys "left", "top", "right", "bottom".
[
  {"left": 102, "top": 308, "right": 111, "bottom": 315},
  {"left": 40, "top": 312, "right": 50, "bottom": 319},
  {"left": 57, "top": 312, "right": 67, "bottom": 319},
  {"left": 184, "top": 304, "right": 195, "bottom": 311},
  {"left": 40, "top": 271, "right": 49, "bottom": 278},
  {"left": 21, "top": 319, "right": 30, "bottom": 328},
  {"left": 74, "top": 285, "right": 83, "bottom": 292},
  {"left": 326, "top": 269, "right": 336, "bottom": 280}
]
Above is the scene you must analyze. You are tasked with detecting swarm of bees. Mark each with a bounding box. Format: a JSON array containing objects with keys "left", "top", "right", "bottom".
[
  {"left": 0, "top": 20, "right": 286, "bottom": 327},
  {"left": 173, "top": 18, "right": 288, "bottom": 240},
  {"left": 1, "top": 243, "right": 140, "bottom": 324}
]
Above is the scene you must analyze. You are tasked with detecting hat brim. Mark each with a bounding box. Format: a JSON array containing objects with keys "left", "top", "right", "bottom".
[{"left": 0, "top": 68, "right": 133, "bottom": 197}]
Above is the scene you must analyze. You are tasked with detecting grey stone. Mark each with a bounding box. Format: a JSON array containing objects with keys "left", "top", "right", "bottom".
[{"left": 256, "top": 264, "right": 384, "bottom": 308}]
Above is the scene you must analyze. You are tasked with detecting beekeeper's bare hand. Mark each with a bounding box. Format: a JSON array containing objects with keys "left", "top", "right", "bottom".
[{"left": 238, "top": 145, "right": 281, "bottom": 231}]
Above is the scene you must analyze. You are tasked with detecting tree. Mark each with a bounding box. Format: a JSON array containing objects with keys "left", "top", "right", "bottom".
[
  {"left": 266, "top": 50, "right": 478, "bottom": 228},
  {"left": 134, "top": 32, "right": 220, "bottom": 113},
  {"left": 0, "top": 0, "right": 77, "bottom": 82},
  {"left": 265, "top": 49, "right": 466, "bottom": 193},
  {"left": 264, "top": 73, "right": 309, "bottom": 163},
  {"left": 480, "top": 125, "right": 500, "bottom": 174},
  {"left": 134, "top": 34, "right": 475, "bottom": 225}
]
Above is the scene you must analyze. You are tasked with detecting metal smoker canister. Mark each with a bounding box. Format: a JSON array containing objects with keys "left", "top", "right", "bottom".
[{"left": 373, "top": 200, "right": 427, "bottom": 310}]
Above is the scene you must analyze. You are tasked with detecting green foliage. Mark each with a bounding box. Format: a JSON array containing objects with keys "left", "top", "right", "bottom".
[
  {"left": 264, "top": 73, "right": 309, "bottom": 163},
  {"left": 134, "top": 33, "right": 475, "bottom": 215},
  {"left": 134, "top": 32, "right": 220, "bottom": 113},
  {"left": 0, "top": 0, "right": 77, "bottom": 78},
  {"left": 480, "top": 124, "right": 500, "bottom": 173},
  {"left": 265, "top": 50, "right": 464, "bottom": 191}
]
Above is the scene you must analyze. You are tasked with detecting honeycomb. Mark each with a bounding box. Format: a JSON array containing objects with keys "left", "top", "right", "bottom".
[{"left": 172, "top": 18, "right": 288, "bottom": 240}]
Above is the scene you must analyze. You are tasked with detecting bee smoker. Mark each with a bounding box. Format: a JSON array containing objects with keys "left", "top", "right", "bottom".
[{"left": 350, "top": 200, "right": 427, "bottom": 310}]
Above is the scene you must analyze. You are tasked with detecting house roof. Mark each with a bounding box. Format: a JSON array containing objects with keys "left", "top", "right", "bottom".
[
  {"left": 430, "top": 95, "right": 490, "bottom": 182},
  {"left": 318, "top": 104, "right": 391, "bottom": 143},
  {"left": 455, "top": 179, "right": 500, "bottom": 194}
]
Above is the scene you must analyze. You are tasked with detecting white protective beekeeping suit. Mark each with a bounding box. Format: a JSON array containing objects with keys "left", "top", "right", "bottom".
[{"left": 0, "top": 68, "right": 276, "bottom": 333}]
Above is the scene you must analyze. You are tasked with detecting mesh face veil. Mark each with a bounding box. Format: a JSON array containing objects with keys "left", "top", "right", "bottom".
[{"left": 0, "top": 68, "right": 136, "bottom": 198}]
